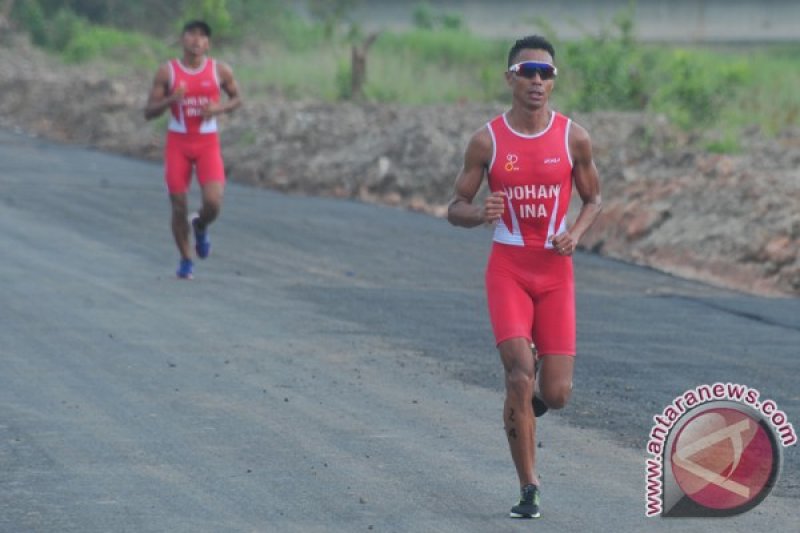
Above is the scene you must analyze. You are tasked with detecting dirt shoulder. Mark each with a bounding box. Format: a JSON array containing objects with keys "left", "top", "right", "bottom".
[{"left": 1, "top": 37, "right": 797, "bottom": 296}]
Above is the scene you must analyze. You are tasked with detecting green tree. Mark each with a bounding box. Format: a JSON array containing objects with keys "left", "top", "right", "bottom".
[
  {"left": 28, "top": 0, "right": 182, "bottom": 34},
  {"left": 48, "top": 8, "right": 87, "bottom": 51},
  {"left": 649, "top": 50, "right": 749, "bottom": 128},
  {"left": 13, "top": 0, "right": 47, "bottom": 46},
  {"left": 412, "top": 2, "right": 462, "bottom": 31},
  {"left": 412, "top": 2, "right": 434, "bottom": 30},
  {"left": 307, "top": 0, "right": 360, "bottom": 40},
  {"left": 561, "top": 6, "right": 648, "bottom": 112},
  {"left": 183, "top": 0, "right": 232, "bottom": 40}
]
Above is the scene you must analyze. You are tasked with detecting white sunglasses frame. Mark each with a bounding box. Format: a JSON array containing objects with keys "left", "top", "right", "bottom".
[{"left": 507, "top": 61, "right": 558, "bottom": 79}]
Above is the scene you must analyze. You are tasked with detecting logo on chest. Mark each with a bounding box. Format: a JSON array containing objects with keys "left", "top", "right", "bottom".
[
  {"left": 504, "top": 154, "right": 520, "bottom": 172},
  {"left": 503, "top": 154, "right": 562, "bottom": 173}
]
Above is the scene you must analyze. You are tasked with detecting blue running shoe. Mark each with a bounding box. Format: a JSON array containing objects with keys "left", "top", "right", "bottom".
[
  {"left": 176, "top": 258, "right": 194, "bottom": 279},
  {"left": 191, "top": 213, "right": 211, "bottom": 259}
]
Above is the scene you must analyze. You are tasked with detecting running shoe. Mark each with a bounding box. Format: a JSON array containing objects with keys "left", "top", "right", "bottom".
[
  {"left": 190, "top": 213, "right": 211, "bottom": 259},
  {"left": 176, "top": 258, "right": 194, "bottom": 279},
  {"left": 510, "top": 483, "right": 541, "bottom": 519},
  {"left": 532, "top": 346, "right": 548, "bottom": 417},
  {"left": 533, "top": 395, "right": 549, "bottom": 418}
]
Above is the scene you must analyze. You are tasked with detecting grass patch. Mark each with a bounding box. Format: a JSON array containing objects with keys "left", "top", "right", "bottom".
[
  {"left": 235, "top": 45, "right": 346, "bottom": 100},
  {"left": 62, "top": 26, "right": 172, "bottom": 68},
  {"left": 705, "top": 131, "right": 742, "bottom": 154},
  {"left": 363, "top": 50, "right": 506, "bottom": 104},
  {"left": 374, "top": 29, "right": 506, "bottom": 67}
]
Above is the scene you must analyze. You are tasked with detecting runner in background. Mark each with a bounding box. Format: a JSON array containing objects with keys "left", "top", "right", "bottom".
[{"left": 144, "top": 20, "right": 242, "bottom": 279}]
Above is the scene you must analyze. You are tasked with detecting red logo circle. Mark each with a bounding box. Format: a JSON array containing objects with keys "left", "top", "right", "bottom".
[{"left": 671, "top": 407, "right": 775, "bottom": 510}]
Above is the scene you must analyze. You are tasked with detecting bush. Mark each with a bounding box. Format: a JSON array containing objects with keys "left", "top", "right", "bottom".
[
  {"left": 375, "top": 29, "right": 505, "bottom": 67},
  {"left": 182, "top": 0, "right": 233, "bottom": 40},
  {"left": 47, "top": 9, "right": 89, "bottom": 52},
  {"left": 705, "top": 130, "right": 741, "bottom": 154},
  {"left": 62, "top": 26, "right": 170, "bottom": 67},
  {"left": 14, "top": 0, "right": 48, "bottom": 47},
  {"left": 559, "top": 8, "right": 648, "bottom": 112},
  {"left": 22, "top": 0, "right": 182, "bottom": 35},
  {"left": 307, "top": 0, "right": 360, "bottom": 40},
  {"left": 412, "top": 3, "right": 435, "bottom": 30},
  {"left": 648, "top": 50, "right": 749, "bottom": 129},
  {"left": 440, "top": 14, "right": 463, "bottom": 31},
  {"left": 267, "top": 8, "right": 328, "bottom": 52},
  {"left": 411, "top": 2, "right": 463, "bottom": 31}
]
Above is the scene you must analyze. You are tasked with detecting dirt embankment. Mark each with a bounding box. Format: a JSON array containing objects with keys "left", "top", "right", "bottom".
[{"left": 1, "top": 37, "right": 798, "bottom": 296}]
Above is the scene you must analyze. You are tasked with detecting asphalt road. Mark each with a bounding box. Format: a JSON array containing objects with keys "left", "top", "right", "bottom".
[{"left": 1, "top": 129, "right": 797, "bottom": 532}]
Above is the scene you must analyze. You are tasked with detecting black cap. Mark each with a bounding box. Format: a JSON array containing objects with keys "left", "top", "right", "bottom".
[{"left": 182, "top": 20, "right": 212, "bottom": 37}]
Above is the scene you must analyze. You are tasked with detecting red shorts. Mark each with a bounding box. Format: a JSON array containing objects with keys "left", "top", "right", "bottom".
[
  {"left": 485, "top": 242, "right": 576, "bottom": 355},
  {"left": 164, "top": 131, "right": 226, "bottom": 194}
]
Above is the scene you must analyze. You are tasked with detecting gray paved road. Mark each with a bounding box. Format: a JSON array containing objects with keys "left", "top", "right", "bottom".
[{"left": 0, "top": 130, "right": 797, "bottom": 532}]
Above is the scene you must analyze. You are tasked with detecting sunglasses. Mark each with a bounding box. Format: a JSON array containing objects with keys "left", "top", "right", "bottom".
[{"left": 508, "top": 61, "right": 558, "bottom": 80}]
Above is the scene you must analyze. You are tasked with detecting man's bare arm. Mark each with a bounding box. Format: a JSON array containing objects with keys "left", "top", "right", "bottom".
[
  {"left": 447, "top": 127, "right": 504, "bottom": 228},
  {"left": 202, "top": 61, "right": 242, "bottom": 119},
  {"left": 551, "top": 122, "right": 602, "bottom": 254},
  {"left": 143, "top": 63, "right": 181, "bottom": 120}
]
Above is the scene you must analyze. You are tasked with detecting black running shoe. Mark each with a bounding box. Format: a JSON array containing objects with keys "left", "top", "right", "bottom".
[
  {"left": 510, "top": 483, "right": 541, "bottom": 518},
  {"left": 532, "top": 349, "right": 548, "bottom": 417},
  {"left": 533, "top": 394, "right": 549, "bottom": 417}
]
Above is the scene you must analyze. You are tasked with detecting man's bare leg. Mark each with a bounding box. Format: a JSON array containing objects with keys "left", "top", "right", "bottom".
[
  {"left": 499, "top": 337, "right": 538, "bottom": 487},
  {"left": 538, "top": 354, "right": 574, "bottom": 410},
  {"left": 170, "top": 193, "right": 192, "bottom": 260},
  {"left": 195, "top": 181, "right": 224, "bottom": 230}
]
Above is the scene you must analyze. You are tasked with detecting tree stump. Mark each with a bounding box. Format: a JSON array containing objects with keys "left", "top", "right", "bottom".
[{"left": 350, "top": 32, "right": 379, "bottom": 101}]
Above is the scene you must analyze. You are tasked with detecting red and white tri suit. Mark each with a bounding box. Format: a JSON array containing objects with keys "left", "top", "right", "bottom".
[
  {"left": 163, "top": 57, "right": 225, "bottom": 194},
  {"left": 484, "top": 111, "right": 576, "bottom": 355}
]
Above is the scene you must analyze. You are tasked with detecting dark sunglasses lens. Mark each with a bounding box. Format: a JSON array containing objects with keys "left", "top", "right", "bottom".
[{"left": 517, "top": 64, "right": 555, "bottom": 80}]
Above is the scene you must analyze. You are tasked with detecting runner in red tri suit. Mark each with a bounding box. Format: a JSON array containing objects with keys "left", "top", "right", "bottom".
[
  {"left": 447, "top": 35, "right": 602, "bottom": 519},
  {"left": 144, "top": 20, "right": 242, "bottom": 279}
]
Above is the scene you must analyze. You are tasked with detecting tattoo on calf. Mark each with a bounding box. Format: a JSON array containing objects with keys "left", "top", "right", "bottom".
[{"left": 506, "top": 407, "right": 518, "bottom": 438}]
